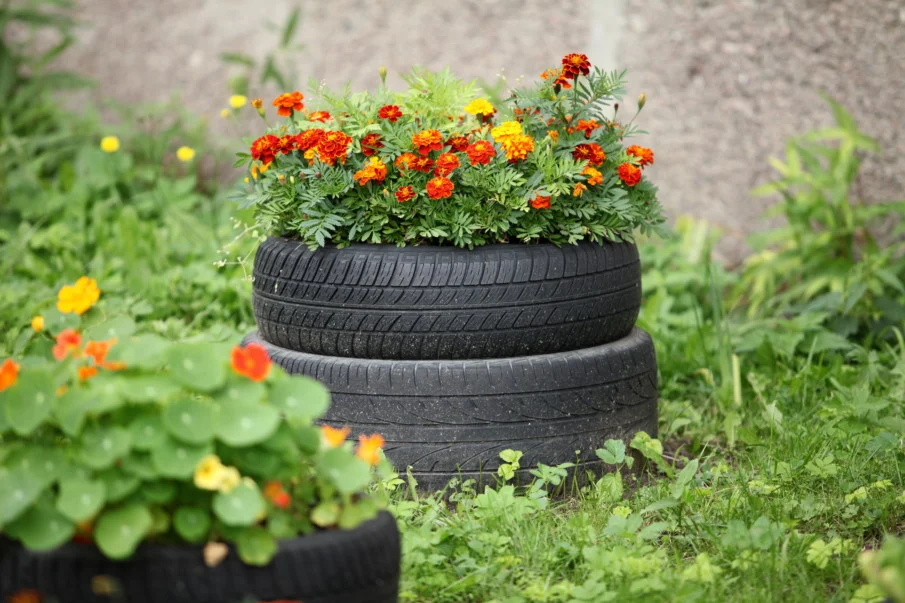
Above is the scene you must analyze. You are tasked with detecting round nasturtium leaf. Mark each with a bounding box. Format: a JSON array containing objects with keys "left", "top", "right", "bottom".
[
  {"left": 140, "top": 481, "right": 177, "bottom": 505},
  {"left": 78, "top": 425, "right": 132, "bottom": 470},
  {"left": 123, "top": 376, "right": 182, "bottom": 404},
  {"left": 98, "top": 468, "right": 141, "bottom": 503},
  {"left": 5, "top": 446, "right": 68, "bottom": 489},
  {"left": 167, "top": 344, "right": 227, "bottom": 393},
  {"left": 163, "top": 398, "right": 217, "bottom": 444},
  {"left": 150, "top": 437, "right": 212, "bottom": 479},
  {"left": 106, "top": 334, "right": 171, "bottom": 370},
  {"left": 212, "top": 481, "right": 266, "bottom": 527},
  {"left": 268, "top": 375, "right": 330, "bottom": 422},
  {"left": 236, "top": 526, "right": 277, "bottom": 566},
  {"left": 6, "top": 505, "right": 75, "bottom": 551},
  {"left": 120, "top": 452, "right": 157, "bottom": 480},
  {"left": 128, "top": 413, "right": 168, "bottom": 451},
  {"left": 214, "top": 378, "right": 266, "bottom": 406},
  {"left": 316, "top": 448, "right": 372, "bottom": 495},
  {"left": 4, "top": 370, "right": 55, "bottom": 436},
  {"left": 86, "top": 315, "right": 136, "bottom": 342},
  {"left": 310, "top": 501, "right": 340, "bottom": 528},
  {"left": 95, "top": 504, "right": 153, "bottom": 560},
  {"left": 0, "top": 467, "right": 45, "bottom": 524},
  {"left": 216, "top": 402, "right": 280, "bottom": 447},
  {"left": 85, "top": 375, "right": 126, "bottom": 414},
  {"left": 173, "top": 506, "right": 212, "bottom": 544},
  {"left": 55, "top": 388, "right": 94, "bottom": 436},
  {"left": 56, "top": 478, "right": 107, "bottom": 522}
]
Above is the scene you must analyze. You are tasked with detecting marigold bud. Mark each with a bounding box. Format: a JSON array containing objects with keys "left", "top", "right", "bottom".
[
  {"left": 379, "top": 66, "right": 388, "bottom": 84},
  {"left": 638, "top": 93, "right": 647, "bottom": 110}
]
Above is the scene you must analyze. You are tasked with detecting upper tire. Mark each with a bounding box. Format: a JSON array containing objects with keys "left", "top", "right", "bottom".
[{"left": 252, "top": 237, "right": 641, "bottom": 360}]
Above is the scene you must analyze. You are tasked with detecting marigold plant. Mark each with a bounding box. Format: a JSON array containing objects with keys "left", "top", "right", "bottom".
[{"left": 237, "top": 55, "right": 663, "bottom": 248}]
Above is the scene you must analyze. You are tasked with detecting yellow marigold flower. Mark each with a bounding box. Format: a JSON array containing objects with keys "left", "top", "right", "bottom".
[
  {"left": 220, "top": 108, "right": 231, "bottom": 118},
  {"left": 229, "top": 95, "right": 248, "bottom": 109},
  {"left": 491, "top": 120, "right": 523, "bottom": 141},
  {"left": 464, "top": 98, "right": 495, "bottom": 117},
  {"left": 219, "top": 466, "right": 242, "bottom": 493},
  {"left": 573, "top": 182, "right": 588, "bottom": 197},
  {"left": 582, "top": 166, "right": 603, "bottom": 186},
  {"left": 322, "top": 425, "right": 351, "bottom": 448},
  {"left": 176, "top": 146, "right": 196, "bottom": 162},
  {"left": 194, "top": 455, "right": 227, "bottom": 491},
  {"left": 499, "top": 134, "right": 535, "bottom": 162},
  {"left": 57, "top": 276, "right": 101, "bottom": 315},
  {"left": 548, "top": 130, "right": 559, "bottom": 143},
  {"left": 100, "top": 136, "right": 120, "bottom": 153},
  {"left": 31, "top": 316, "right": 44, "bottom": 332}
]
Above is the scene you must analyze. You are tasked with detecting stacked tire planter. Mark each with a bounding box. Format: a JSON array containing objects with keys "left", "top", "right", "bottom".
[{"left": 247, "top": 237, "right": 658, "bottom": 490}]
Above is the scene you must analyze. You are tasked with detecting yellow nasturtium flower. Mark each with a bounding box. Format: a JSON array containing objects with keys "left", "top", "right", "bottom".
[
  {"left": 229, "top": 95, "right": 248, "bottom": 108},
  {"left": 100, "top": 136, "right": 120, "bottom": 153},
  {"left": 57, "top": 276, "right": 100, "bottom": 315},
  {"left": 194, "top": 455, "right": 228, "bottom": 490},
  {"left": 31, "top": 316, "right": 44, "bottom": 332},
  {"left": 176, "top": 146, "right": 196, "bottom": 162}
]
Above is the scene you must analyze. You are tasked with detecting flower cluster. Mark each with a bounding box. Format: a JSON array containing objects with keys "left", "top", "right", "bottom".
[{"left": 239, "top": 54, "right": 662, "bottom": 248}]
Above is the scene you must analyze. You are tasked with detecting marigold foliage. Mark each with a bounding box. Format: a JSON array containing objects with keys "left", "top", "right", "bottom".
[{"left": 238, "top": 60, "right": 663, "bottom": 248}]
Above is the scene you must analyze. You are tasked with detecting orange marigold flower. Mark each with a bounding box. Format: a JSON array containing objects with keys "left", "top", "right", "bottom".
[
  {"left": 272, "top": 91, "right": 304, "bottom": 117},
  {"left": 530, "top": 195, "right": 551, "bottom": 210},
  {"left": 446, "top": 136, "right": 469, "bottom": 152},
  {"left": 465, "top": 140, "right": 495, "bottom": 166},
  {"left": 322, "top": 425, "right": 351, "bottom": 448},
  {"left": 409, "top": 156, "right": 435, "bottom": 173},
  {"left": 582, "top": 166, "right": 603, "bottom": 186},
  {"left": 251, "top": 134, "right": 281, "bottom": 165},
  {"left": 356, "top": 434, "right": 385, "bottom": 465},
  {"left": 626, "top": 145, "right": 655, "bottom": 167},
  {"left": 378, "top": 105, "right": 403, "bottom": 122},
  {"left": 295, "top": 128, "right": 326, "bottom": 152},
  {"left": 573, "top": 143, "right": 606, "bottom": 166},
  {"left": 57, "top": 276, "right": 100, "bottom": 315},
  {"left": 53, "top": 329, "right": 82, "bottom": 361},
  {"left": 395, "top": 185, "right": 416, "bottom": 203},
  {"left": 394, "top": 152, "right": 418, "bottom": 171},
  {"left": 426, "top": 176, "right": 454, "bottom": 200},
  {"left": 412, "top": 129, "right": 444, "bottom": 156},
  {"left": 548, "top": 130, "right": 560, "bottom": 143},
  {"left": 618, "top": 163, "right": 642, "bottom": 186},
  {"left": 251, "top": 98, "right": 263, "bottom": 109},
  {"left": 434, "top": 152, "right": 460, "bottom": 176},
  {"left": 360, "top": 132, "right": 384, "bottom": 157},
  {"left": 278, "top": 135, "right": 296, "bottom": 155},
  {"left": 308, "top": 111, "right": 332, "bottom": 123},
  {"left": 540, "top": 68, "right": 572, "bottom": 89},
  {"left": 78, "top": 365, "right": 98, "bottom": 382},
  {"left": 231, "top": 343, "right": 271, "bottom": 382},
  {"left": 353, "top": 156, "right": 388, "bottom": 186},
  {"left": 264, "top": 481, "right": 292, "bottom": 509},
  {"left": 315, "top": 131, "right": 353, "bottom": 166},
  {"left": 562, "top": 53, "right": 591, "bottom": 78},
  {"left": 499, "top": 134, "right": 535, "bottom": 162},
  {"left": 575, "top": 119, "right": 602, "bottom": 139},
  {"left": 573, "top": 182, "right": 588, "bottom": 197},
  {"left": 0, "top": 358, "right": 19, "bottom": 392}
]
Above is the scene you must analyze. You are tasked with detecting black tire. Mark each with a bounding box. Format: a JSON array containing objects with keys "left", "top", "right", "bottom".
[
  {"left": 252, "top": 237, "right": 641, "bottom": 360},
  {"left": 245, "top": 329, "right": 658, "bottom": 491},
  {"left": 0, "top": 511, "right": 400, "bottom": 603}
]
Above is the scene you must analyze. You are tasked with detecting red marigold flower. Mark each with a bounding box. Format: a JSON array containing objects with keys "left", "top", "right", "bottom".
[
  {"left": 308, "top": 111, "right": 331, "bottom": 123},
  {"left": 582, "top": 166, "right": 603, "bottom": 186},
  {"left": 250, "top": 134, "right": 281, "bottom": 165},
  {"left": 426, "top": 176, "right": 454, "bottom": 200},
  {"left": 446, "top": 135, "right": 469, "bottom": 152},
  {"left": 434, "top": 152, "right": 461, "bottom": 176},
  {"left": 315, "top": 131, "right": 353, "bottom": 166},
  {"left": 626, "top": 145, "right": 655, "bottom": 167},
  {"left": 412, "top": 129, "right": 444, "bottom": 156},
  {"left": 353, "top": 157, "right": 388, "bottom": 186},
  {"left": 53, "top": 329, "right": 82, "bottom": 361},
  {"left": 540, "top": 68, "right": 572, "bottom": 90},
  {"left": 264, "top": 481, "right": 292, "bottom": 509},
  {"left": 378, "top": 105, "right": 403, "bottom": 122},
  {"left": 278, "top": 135, "right": 296, "bottom": 155},
  {"left": 295, "top": 128, "right": 325, "bottom": 152},
  {"left": 272, "top": 91, "right": 305, "bottom": 117},
  {"left": 618, "top": 163, "right": 642, "bottom": 186},
  {"left": 575, "top": 119, "right": 602, "bottom": 139},
  {"left": 395, "top": 185, "right": 416, "bottom": 203},
  {"left": 356, "top": 434, "right": 385, "bottom": 466},
  {"left": 231, "top": 343, "right": 272, "bottom": 382},
  {"left": 0, "top": 358, "right": 19, "bottom": 392},
  {"left": 360, "top": 133, "right": 384, "bottom": 157},
  {"left": 394, "top": 152, "right": 418, "bottom": 171},
  {"left": 465, "top": 140, "right": 495, "bottom": 165},
  {"left": 573, "top": 143, "right": 606, "bottom": 166},
  {"left": 562, "top": 53, "right": 591, "bottom": 78},
  {"left": 530, "top": 195, "right": 551, "bottom": 210},
  {"left": 409, "top": 156, "right": 435, "bottom": 173}
]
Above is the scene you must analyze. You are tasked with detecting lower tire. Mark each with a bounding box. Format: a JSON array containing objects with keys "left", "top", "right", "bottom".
[
  {"left": 0, "top": 511, "right": 400, "bottom": 603},
  {"left": 245, "top": 329, "right": 658, "bottom": 491}
]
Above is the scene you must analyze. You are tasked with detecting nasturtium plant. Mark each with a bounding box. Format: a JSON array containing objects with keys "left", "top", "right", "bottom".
[{"left": 0, "top": 278, "right": 390, "bottom": 566}]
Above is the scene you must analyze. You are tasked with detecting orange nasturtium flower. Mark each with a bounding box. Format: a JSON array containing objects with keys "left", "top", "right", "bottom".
[
  {"left": 84, "top": 339, "right": 126, "bottom": 371},
  {"left": 353, "top": 157, "right": 388, "bottom": 186},
  {"left": 0, "top": 358, "right": 19, "bottom": 392},
  {"left": 78, "top": 366, "right": 99, "bottom": 382},
  {"left": 231, "top": 343, "right": 271, "bottom": 382},
  {"left": 356, "top": 434, "right": 386, "bottom": 465},
  {"left": 264, "top": 481, "right": 291, "bottom": 509},
  {"left": 57, "top": 276, "right": 100, "bottom": 315},
  {"left": 561, "top": 53, "right": 591, "bottom": 78},
  {"left": 7, "top": 589, "right": 43, "bottom": 603},
  {"left": 378, "top": 104, "right": 403, "bottom": 122},
  {"left": 618, "top": 163, "right": 642, "bottom": 186},
  {"left": 582, "top": 166, "right": 603, "bottom": 186},
  {"left": 626, "top": 145, "right": 655, "bottom": 167},
  {"left": 53, "top": 329, "right": 82, "bottom": 361},
  {"left": 322, "top": 425, "right": 351, "bottom": 448},
  {"left": 412, "top": 129, "right": 444, "bottom": 156},
  {"left": 465, "top": 140, "right": 495, "bottom": 166},
  {"left": 272, "top": 91, "right": 304, "bottom": 117},
  {"left": 426, "top": 176, "right": 454, "bottom": 200},
  {"left": 395, "top": 186, "right": 416, "bottom": 203},
  {"left": 530, "top": 195, "right": 551, "bottom": 210}
]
